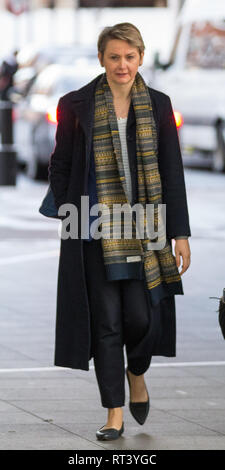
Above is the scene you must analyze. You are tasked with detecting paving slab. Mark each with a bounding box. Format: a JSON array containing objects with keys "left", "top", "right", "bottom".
[{"left": 0, "top": 367, "right": 225, "bottom": 450}]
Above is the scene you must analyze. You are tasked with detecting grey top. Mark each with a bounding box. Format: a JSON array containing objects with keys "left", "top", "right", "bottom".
[
  {"left": 117, "top": 117, "right": 188, "bottom": 240},
  {"left": 117, "top": 117, "right": 132, "bottom": 204}
]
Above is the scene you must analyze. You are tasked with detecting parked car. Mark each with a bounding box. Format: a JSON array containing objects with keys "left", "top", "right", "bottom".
[
  {"left": 13, "top": 43, "right": 99, "bottom": 99},
  {"left": 152, "top": 0, "right": 225, "bottom": 172},
  {"left": 13, "top": 62, "right": 101, "bottom": 179}
]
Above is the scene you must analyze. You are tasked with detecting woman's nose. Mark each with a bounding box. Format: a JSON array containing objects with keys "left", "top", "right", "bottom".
[{"left": 118, "top": 58, "right": 127, "bottom": 69}]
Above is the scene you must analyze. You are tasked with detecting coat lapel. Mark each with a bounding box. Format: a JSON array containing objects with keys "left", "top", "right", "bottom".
[{"left": 70, "top": 74, "right": 103, "bottom": 169}]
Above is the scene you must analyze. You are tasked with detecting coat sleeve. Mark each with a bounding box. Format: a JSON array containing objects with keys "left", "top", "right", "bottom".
[
  {"left": 48, "top": 96, "right": 74, "bottom": 210},
  {"left": 157, "top": 95, "right": 191, "bottom": 240}
]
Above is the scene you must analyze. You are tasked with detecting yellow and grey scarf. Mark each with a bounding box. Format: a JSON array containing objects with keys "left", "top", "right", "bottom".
[{"left": 93, "top": 72, "right": 183, "bottom": 306}]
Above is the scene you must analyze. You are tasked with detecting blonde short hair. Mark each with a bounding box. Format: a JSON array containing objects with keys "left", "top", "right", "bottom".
[{"left": 97, "top": 22, "right": 145, "bottom": 57}]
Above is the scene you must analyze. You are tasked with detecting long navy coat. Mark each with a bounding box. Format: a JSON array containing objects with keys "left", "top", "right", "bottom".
[{"left": 49, "top": 73, "right": 191, "bottom": 371}]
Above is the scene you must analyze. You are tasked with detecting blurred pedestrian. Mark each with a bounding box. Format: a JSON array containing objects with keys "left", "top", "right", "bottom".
[
  {"left": 0, "top": 50, "right": 18, "bottom": 100},
  {"left": 48, "top": 23, "right": 191, "bottom": 441}
]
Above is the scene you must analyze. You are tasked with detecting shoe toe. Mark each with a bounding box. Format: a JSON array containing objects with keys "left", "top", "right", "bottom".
[
  {"left": 96, "top": 422, "right": 124, "bottom": 441},
  {"left": 129, "top": 400, "right": 150, "bottom": 425}
]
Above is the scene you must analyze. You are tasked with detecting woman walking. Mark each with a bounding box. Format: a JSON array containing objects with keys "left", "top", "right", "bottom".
[{"left": 48, "top": 23, "right": 191, "bottom": 441}]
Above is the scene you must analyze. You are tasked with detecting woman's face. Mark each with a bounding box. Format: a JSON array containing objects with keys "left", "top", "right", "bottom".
[{"left": 98, "top": 39, "right": 144, "bottom": 87}]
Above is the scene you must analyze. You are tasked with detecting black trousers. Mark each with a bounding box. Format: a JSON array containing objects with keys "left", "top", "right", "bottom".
[{"left": 83, "top": 238, "right": 152, "bottom": 408}]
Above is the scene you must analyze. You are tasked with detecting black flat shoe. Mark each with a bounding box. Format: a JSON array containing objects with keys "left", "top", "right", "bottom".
[
  {"left": 96, "top": 422, "right": 124, "bottom": 441},
  {"left": 126, "top": 366, "right": 150, "bottom": 425}
]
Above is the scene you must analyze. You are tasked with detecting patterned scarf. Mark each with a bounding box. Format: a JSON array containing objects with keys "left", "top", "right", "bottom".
[{"left": 93, "top": 72, "right": 183, "bottom": 306}]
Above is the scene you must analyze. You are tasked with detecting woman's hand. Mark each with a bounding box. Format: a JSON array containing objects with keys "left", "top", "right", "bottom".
[{"left": 174, "top": 239, "right": 191, "bottom": 276}]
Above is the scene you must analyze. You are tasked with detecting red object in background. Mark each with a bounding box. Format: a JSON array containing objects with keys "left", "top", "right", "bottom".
[
  {"left": 5, "top": 0, "right": 28, "bottom": 15},
  {"left": 12, "top": 107, "right": 17, "bottom": 121},
  {"left": 46, "top": 107, "right": 57, "bottom": 124},
  {"left": 174, "top": 110, "right": 183, "bottom": 129}
]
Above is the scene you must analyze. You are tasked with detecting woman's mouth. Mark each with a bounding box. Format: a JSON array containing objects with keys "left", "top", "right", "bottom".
[{"left": 116, "top": 73, "right": 128, "bottom": 77}]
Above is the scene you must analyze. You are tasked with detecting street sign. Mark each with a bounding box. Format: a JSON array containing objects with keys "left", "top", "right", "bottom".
[{"left": 5, "top": 0, "right": 29, "bottom": 15}]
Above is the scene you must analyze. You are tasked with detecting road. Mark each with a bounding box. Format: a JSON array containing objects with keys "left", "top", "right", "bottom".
[{"left": 0, "top": 168, "right": 225, "bottom": 450}]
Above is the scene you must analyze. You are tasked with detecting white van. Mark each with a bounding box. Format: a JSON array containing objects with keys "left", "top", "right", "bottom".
[{"left": 152, "top": 0, "right": 225, "bottom": 172}]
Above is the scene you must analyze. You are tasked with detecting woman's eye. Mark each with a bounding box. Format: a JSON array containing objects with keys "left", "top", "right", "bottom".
[{"left": 110, "top": 55, "right": 135, "bottom": 60}]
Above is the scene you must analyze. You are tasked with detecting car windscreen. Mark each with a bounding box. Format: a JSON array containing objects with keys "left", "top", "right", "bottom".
[
  {"left": 29, "top": 70, "right": 95, "bottom": 96},
  {"left": 52, "top": 74, "right": 94, "bottom": 95}
]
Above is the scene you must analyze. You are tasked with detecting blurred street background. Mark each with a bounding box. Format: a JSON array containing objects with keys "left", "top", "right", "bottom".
[{"left": 0, "top": 0, "right": 225, "bottom": 451}]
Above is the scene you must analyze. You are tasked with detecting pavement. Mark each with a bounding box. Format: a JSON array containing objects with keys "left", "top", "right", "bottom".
[{"left": 0, "top": 168, "right": 225, "bottom": 451}]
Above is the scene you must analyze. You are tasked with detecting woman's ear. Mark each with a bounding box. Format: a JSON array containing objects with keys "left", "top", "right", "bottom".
[
  {"left": 139, "top": 52, "right": 144, "bottom": 66},
  {"left": 98, "top": 51, "right": 104, "bottom": 67}
]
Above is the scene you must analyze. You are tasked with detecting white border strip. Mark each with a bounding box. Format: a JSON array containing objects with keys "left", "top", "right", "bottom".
[{"left": 0, "top": 361, "right": 225, "bottom": 373}]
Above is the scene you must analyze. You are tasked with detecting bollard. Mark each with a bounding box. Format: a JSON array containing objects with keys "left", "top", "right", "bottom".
[{"left": 0, "top": 100, "right": 17, "bottom": 185}]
